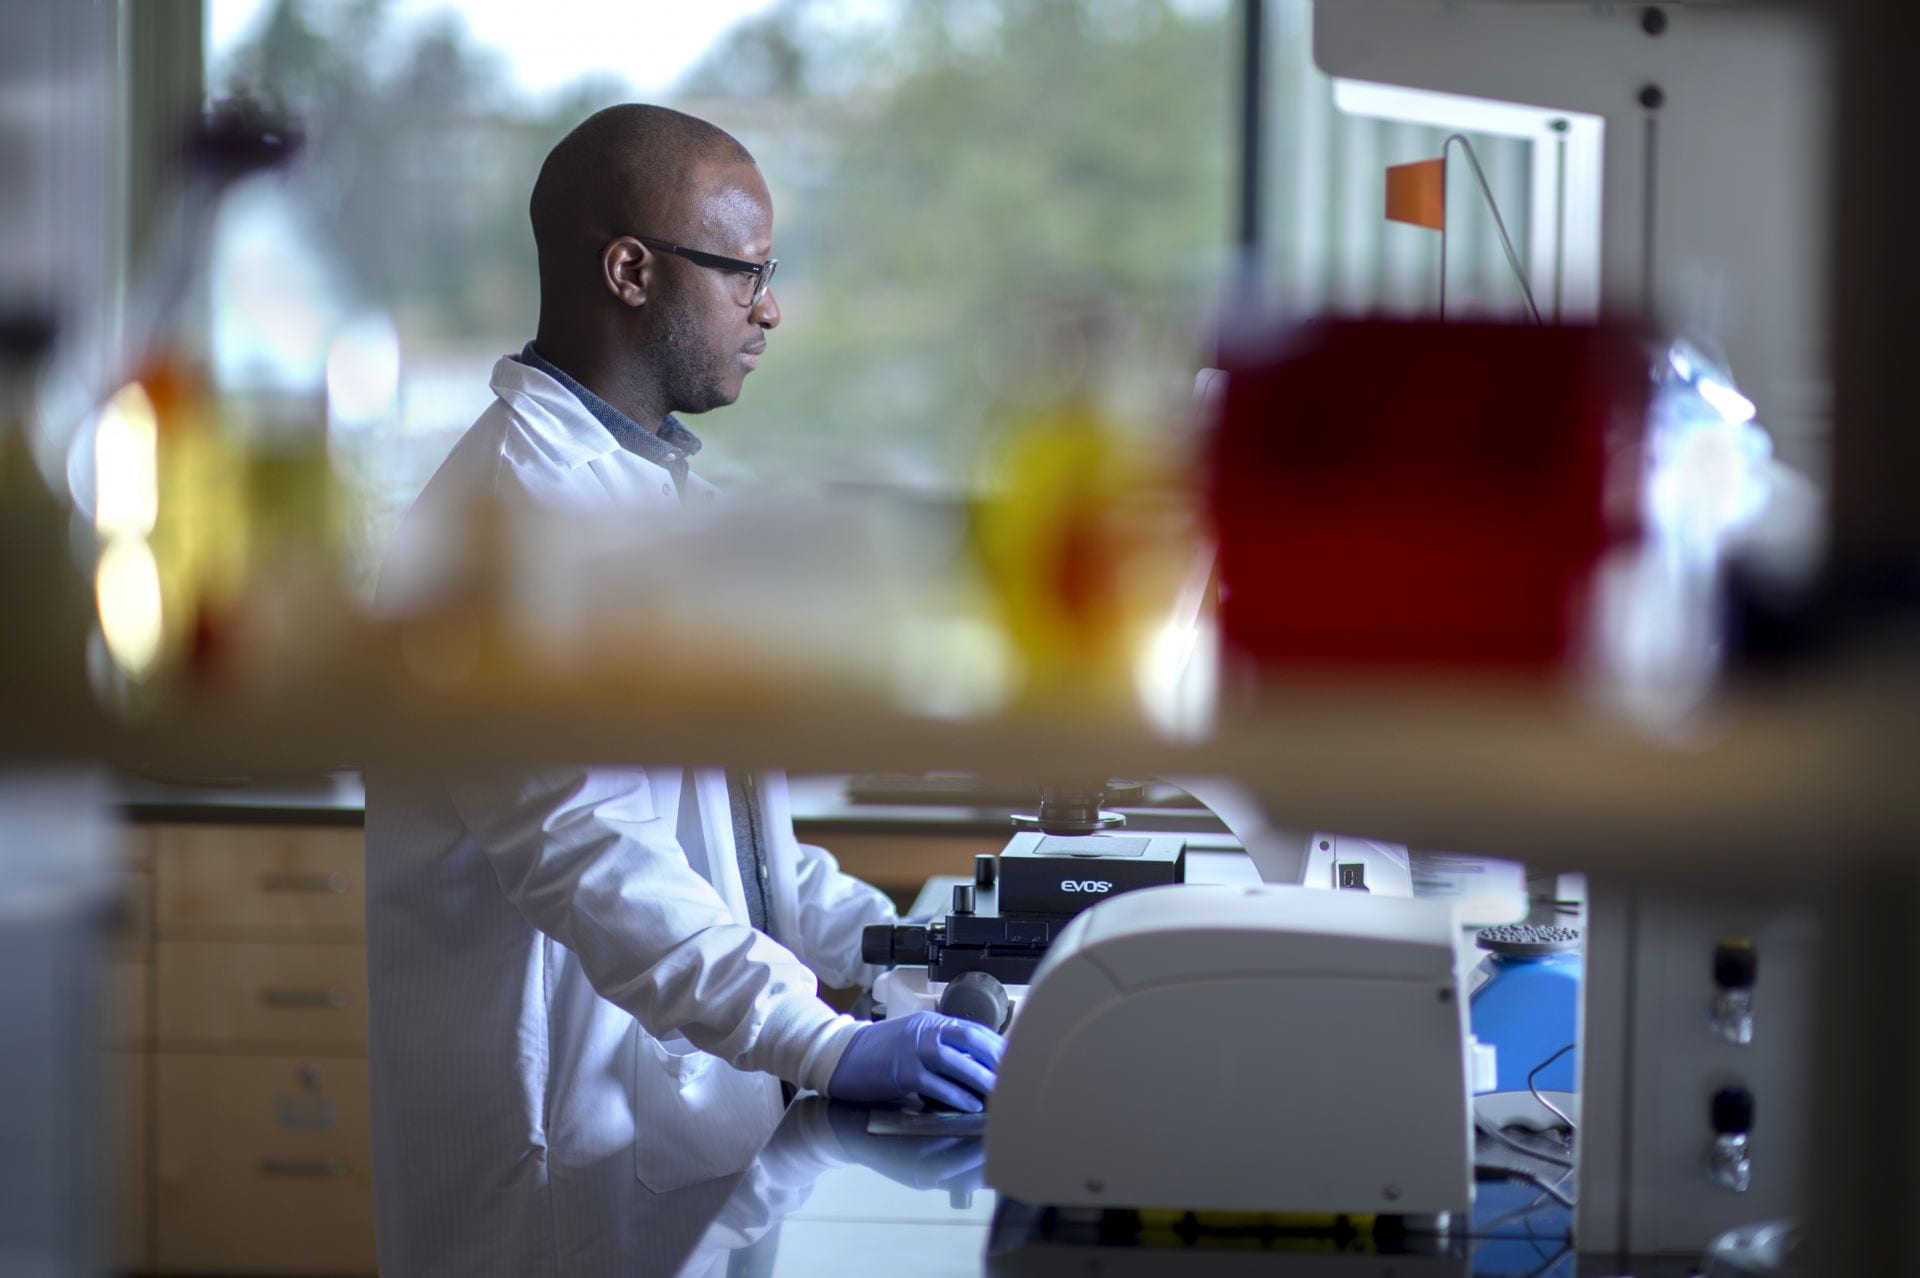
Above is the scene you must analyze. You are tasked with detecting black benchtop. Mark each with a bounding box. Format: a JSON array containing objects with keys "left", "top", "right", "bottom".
[
  {"left": 115, "top": 771, "right": 1239, "bottom": 845},
  {"left": 116, "top": 771, "right": 368, "bottom": 826}
]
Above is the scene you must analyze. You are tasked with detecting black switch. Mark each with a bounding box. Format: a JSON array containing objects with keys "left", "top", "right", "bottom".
[
  {"left": 1711, "top": 1085, "right": 1755, "bottom": 1136},
  {"left": 1714, "top": 939, "right": 1758, "bottom": 990}
]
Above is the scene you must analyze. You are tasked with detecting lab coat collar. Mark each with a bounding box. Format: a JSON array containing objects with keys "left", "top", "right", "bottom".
[
  {"left": 488, "top": 354, "right": 628, "bottom": 473},
  {"left": 513, "top": 343, "right": 704, "bottom": 489},
  {"left": 489, "top": 354, "right": 724, "bottom": 510}
]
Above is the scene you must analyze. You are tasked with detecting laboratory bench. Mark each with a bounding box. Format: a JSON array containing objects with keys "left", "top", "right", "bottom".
[
  {"left": 94, "top": 775, "right": 1739, "bottom": 1278},
  {"left": 316, "top": 1087, "right": 1686, "bottom": 1278}
]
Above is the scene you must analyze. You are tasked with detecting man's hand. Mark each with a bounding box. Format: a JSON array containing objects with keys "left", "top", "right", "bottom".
[{"left": 825, "top": 1012, "right": 1003, "bottom": 1113}]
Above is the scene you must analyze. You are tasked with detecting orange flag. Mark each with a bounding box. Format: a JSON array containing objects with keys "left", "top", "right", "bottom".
[{"left": 1385, "top": 157, "right": 1446, "bottom": 230}]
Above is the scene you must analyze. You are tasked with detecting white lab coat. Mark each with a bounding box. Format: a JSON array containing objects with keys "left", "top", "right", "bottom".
[{"left": 364, "top": 355, "right": 896, "bottom": 1277}]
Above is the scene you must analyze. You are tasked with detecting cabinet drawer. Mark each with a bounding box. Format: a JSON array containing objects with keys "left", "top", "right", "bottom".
[
  {"left": 155, "top": 825, "right": 364, "bottom": 934},
  {"left": 154, "top": 1054, "right": 375, "bottom": 1275},
  {"left": 157, "top": 941, "right": 367, "bottom": 1048},
  {"left": 105, "top": 1050, "right": 147, "bottom": 1273},
  {"left": 104, "top": 959, "right": 150, "bottom": 1047},
  {"left": 122, "top": 823, "right": 153, "bottom": 874},
  {"left": 108, "top": 869, "right": 152, "bottom": 953}
]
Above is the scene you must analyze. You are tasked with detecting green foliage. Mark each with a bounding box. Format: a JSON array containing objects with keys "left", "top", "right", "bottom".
[{"left": 687, "top": 0, "right": 1232, "bottom": 481}]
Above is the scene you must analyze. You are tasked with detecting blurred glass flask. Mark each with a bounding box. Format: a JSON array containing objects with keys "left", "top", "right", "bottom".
[
  {"left": 972, "top": 301, "right": 1192, "bottom": 717},
  {"left": 75, "top": 103, "right": 381, "bottom": 698}
]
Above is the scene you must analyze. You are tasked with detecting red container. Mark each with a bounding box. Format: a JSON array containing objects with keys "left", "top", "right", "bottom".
[{"left": 1208, "top": 321, "right": 1645, "bottom": 672}]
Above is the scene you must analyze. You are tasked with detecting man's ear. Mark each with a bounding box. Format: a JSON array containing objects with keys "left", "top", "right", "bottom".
[{"left": 601, "top": 237, "right": 650, "bottom": 307}]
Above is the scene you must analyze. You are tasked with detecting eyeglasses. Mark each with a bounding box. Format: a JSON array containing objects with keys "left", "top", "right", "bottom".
[{"left": 634, "top": 236, "right": 777, "bottom": 309}]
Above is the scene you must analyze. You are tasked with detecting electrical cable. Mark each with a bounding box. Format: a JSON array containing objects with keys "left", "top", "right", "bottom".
[
  {"left": 1475, "top": 1113, "right": 1574, "bottom": 1170},
  {"left": 1520, "top": 1205, "right": 1555, "bottom": 1263},
  {"left": 1442, "top": 132, "right": 1545, "bottom": 325},
  {"left": 1548, "top": 1157, "right": 1578, "bottom": 1197},
  {"left": 1527, "top": 1043, "right": 1578, "bottom": 1133},
  {"left": 1523, "top": 1242, "right": 1574, "bottom": 1278},
  {"left": 1477, "top": 1194, "right": 1567, "bottom": 1234},
  {"left": 1474, "top": 1164, "right": 1575, "bottom": 1209}
]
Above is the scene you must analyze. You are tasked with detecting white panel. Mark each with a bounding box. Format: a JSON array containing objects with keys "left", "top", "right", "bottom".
[
  {"left": 1332, "top": 77, "right": 1604, "bottom": 322},
  {"left": 1580, "top": 886, "right": 1817, "bottom": 1255},
  {"left": 1313, "top": 0, "right": 1832, "bottom": 461}
]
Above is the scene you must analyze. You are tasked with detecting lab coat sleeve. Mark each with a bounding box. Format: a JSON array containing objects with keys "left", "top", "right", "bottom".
[
  {"left": 788, "top": 840, "right": 897, "bottom": 989},
  {"left": 447, "top": 765, "right": 859, "bottom": 1093}
]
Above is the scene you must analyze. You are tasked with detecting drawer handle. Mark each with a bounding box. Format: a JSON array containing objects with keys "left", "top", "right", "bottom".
[
  {"left": 261, "top": 986, "right": 350, "bottom": 1009},
  {"left": 258, "top": 1157, "right": 349, "bottom": 1179},
  {"left": 258, "top": 871, "right": 349, "bottom": 895},
  {"left": 277, "top": 1093, "right": 340, "bottom": 1130}
]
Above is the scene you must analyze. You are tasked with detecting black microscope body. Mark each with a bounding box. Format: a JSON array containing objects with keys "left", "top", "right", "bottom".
[{"left": 861, "top": 782, "right": 1187, "bottom": 989}]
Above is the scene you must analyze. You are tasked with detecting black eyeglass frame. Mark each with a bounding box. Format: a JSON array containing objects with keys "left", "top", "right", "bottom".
[{"left": 633, "top": 235, "right": 777, "bottom": 308}]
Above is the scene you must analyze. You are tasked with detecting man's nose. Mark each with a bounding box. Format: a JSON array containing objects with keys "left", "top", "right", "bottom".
[{"left": 751, "top": 287, "right": 780, "bottom": 330}]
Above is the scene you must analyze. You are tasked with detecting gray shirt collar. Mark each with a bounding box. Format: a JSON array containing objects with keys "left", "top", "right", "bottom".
[{"left": 515, "top": 342, "right": 703, "bottom": 490}]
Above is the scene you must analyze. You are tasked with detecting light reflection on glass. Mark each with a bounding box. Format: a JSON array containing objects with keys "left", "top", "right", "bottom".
[
  {"left": 326, "top": 313, "right": 402, "bottom": 431},
  {"left": 92, "top": 382, "right": 159, "bottom": 538},
  {"left": 211, "top": 180, "right": 341, "bottom": 396},
  {"left": 1695, "top": 375, "right": 1758, "bottom": 426},
  {"left": 95, "top": 536, "right": 165, "bottom": 680}
]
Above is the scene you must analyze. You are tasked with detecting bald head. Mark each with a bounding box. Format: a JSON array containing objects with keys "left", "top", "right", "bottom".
[
  {"left": 525, "top": 104, "right": 780, "bottom": 428},
  {"left": 530, "top": 104, "right": 756, "bottom": 300}
]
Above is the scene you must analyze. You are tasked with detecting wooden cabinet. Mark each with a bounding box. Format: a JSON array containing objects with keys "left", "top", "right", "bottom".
[
  {"left": 153, "top": 825, "right": 365, "bottom": 936},
  {"left": 116, "top": 822, "right": 375, "bottom": 1275},
  {"left": 106, "top": 1049, "right": 149, "bottom": 1273},
  {"left": 104, "top": 830, "right": 152, "bottom": 1273},
  {"left": 152, "top": 1055, "right": 375, "bottom": 1275},
  {"left": 104, "top": 956, "right": 151, "bottom": 1047},
  {"left": 156, "top": 941, "right": 368, "bottom": 1050}
]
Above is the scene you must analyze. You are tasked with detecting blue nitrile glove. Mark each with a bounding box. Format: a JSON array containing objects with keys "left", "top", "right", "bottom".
[{"left": 826, "top": 1012, "right": 1004, "bottom": 1113}]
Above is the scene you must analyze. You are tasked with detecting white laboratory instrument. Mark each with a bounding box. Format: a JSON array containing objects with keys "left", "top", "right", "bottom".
[
  {"left": 1171, "top": 777, "right": 1528, "bottom": 921},
  {"left": 984, "top": 883, "right": 1474, "bottom": 1216},
  {"left": 1580, "top": 888, "right": 1819, "bottom": 1256},
  {"left": 1173, "top": 777, "right": 1417, "bottom": 893},
  {"left": 1303, "top": 832, "right": 1415, "bottom": 895}
]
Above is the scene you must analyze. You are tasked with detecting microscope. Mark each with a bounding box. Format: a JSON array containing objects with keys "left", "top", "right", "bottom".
[{"left": 860, "top": 780, "right": 1186, "bottom": 1031}]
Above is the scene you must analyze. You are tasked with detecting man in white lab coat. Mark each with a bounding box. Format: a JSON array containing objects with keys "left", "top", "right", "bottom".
[{"left": 364, "top": 105, "right": 1001, "bottom": 1276}]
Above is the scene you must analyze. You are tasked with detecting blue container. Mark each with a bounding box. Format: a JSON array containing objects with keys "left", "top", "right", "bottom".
[{"left": 1469, "top": 924, "right": 1582, "bottom": 1095}]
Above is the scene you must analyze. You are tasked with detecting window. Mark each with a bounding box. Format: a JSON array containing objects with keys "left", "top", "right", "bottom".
[{"left": 207, "top": 0, "right": 1235, "bottom": 580}]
